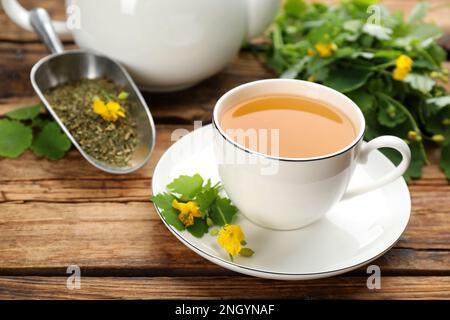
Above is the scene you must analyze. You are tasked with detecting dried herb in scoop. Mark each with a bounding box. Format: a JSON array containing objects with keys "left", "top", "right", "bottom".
[{"left": 45, "top": 78, "right": 138, "bottom": 167}]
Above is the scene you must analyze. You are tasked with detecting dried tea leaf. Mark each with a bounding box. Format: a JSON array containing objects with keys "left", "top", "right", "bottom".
[
  {"left": 118, "top": 91, "right": 129, "bottom": 100},
  {"left": 45, "top": 78, "right": 138, "bottom": 167}
]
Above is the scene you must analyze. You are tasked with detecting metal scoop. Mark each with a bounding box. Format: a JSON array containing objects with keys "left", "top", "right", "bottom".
[{"left": 29, "top": 8, "right": 156, "bottom": 174}]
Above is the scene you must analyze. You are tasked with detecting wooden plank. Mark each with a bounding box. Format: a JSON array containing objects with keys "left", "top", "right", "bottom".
[
  {"left": 0, "top": 276, "right": 449, "bottom": 299},
  {"left": 0, "top": 125, "right": 446, "bottom": 183},
  {"left": 0, "top": 201, "right": 448, "bottom": 275},
  {"left": 0, "top": 124, "right": 176, "bottom": 181},
  {"left": 0, "top": 169, "right": 448, "bottom": 202}
]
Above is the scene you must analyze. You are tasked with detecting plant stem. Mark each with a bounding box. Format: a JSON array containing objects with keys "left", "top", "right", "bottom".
[
  {"left": 372, "top": 60, "right": 396, "bottom": 70},
  {"left": 377, "top": 92, "right": 430, "bottom": 164}
]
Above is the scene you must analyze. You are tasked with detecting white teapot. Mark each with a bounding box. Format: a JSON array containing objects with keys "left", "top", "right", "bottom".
[{"left": 3, "top": 0, "right": 280, "bottom": 91}]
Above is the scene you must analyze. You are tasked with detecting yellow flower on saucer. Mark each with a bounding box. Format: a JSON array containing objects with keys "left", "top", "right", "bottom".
[
  {"left": 218, "top": 224, "right": 245, "bottom": 257},
  {"left": 172, "top": 199, "right": 202, "bottom": 227},
  {"left": 92, "top": 97, "right": 126, "bottom": 122},
  {"left": 393, "top": 54, "right": 413, "bottom": 81}
]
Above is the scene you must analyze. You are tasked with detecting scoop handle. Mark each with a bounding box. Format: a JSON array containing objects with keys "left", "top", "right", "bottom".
[{"left": 29, "top": 8, "right": 64, "bottom": 54}]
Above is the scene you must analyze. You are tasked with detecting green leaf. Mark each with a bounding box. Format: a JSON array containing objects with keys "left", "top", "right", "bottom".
[
  {"left": 324, "top": 67, "right": 371, "bottom": 93},
  {"left": 426, "top": 96, "right": 450, "bottom": 109},
  {"left": 408, "top": 2, "right": 429, "bottom": 24},
  {"left": 343, "top": 20, "right": 363, "bottom": 33},
  {"left": 423, "top": 107, "right": 450, "bottom": 142},
  {"left": 335, "top": 47, "right": 356, "bottom": 58},
  {"left": 404, "top": 73, "right": 435, "bottom": 94},
  {"left": 347, "top": 0, "right": 378, "bottom": 8},
  {"left": 395, "top": 24, "right": 442, "bottom": 49},
  {"left": 0, "top": 119, "right": 32, "bottom": 158},
  {"left": 6, "top": 104, "right": 41, "bottom": 121},
  {"left": 31, "top": 117, "right": 50, "bottom": 129},
  {"left": 239, "top": 248, "right": 255, "bottom": 257},
  {"left": 346, "top": 89, "right": 375, "bottom": 114},
  {"left": 427, "top": 43, "right": 447, "bottom": 64},
  {"left": 151, "top": 192, "right": 176, "bottom": 211},
  {"left": 280, "top": 56, "right": 309, "bottom": 79},
  {"left": 210, "top": 197, "right": 238, "bottom": 226},
  {"left": 151, "top": 193, "right": 185, "bottom": 231},
  {"left": 187, "top": 218, "right": 209, "bottom": 238},
  {"left": 195, "top": 187, "right": 218, "bottom": 216},
  {"left": 167, "top": 174, "right": 204, "bottom": 200},
  {"left": 351, "top": 52, "right": 374, "bottom": 59},
  {"left": 362, "top": 24, "right": 392, "bottom": 40},
  {"left": 31, "top": 122, "right": 71, "bottom": 160},
  {"left": 373, "top": 50, "right": 402, "bottom": 59},
  {"left": 307, "top": 56, "right": 336, "bottom": 74},
  {"left": 206, "top": 217, "right": 214, "bottom": 227},
  {"left": 382, "top": 141, "right": 426, "bottom": 181},
  {"left": 284, "top": 0, "right": 307, "bottom": 17},
  {"left": 377, "top": 102, "right": 407, "bottom": 128},
  {"left": 441, "top": 144, "right": 450, "bottom": 180}
]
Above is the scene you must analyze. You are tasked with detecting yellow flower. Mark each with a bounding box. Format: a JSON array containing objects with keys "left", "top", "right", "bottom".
[
  {"left": 393, "top": 68, "right": 410, "bottom": 81},
  {"left": 307, "top": 48, "right": 316, "bottom": 57},
  {"left": 396, "top": 54, "right": 413, "bottom": 70},
  {"left": 172, "top": 199, "right": 202, "bottom": 227},
  {"left": 431, "top": 134, "right": 444, "bottom": 143},
  {"left": 407, "top": 130, "right": 421, "bottom": 142},
  {"left": 92, "top": 98, "right": 126, "bottom": 122},
  {"left": 218, "top": 224, "right": 245, "bottom": 257},
  {"left": 393, "top": 54, "right": 413, "bottom": 81},
  {"left": 314, "top": 42, "right": 336, "bottom": 58}
]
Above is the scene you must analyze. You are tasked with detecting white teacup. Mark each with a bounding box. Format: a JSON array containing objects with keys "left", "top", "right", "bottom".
[{"left": 212, "top": 79, "right": 411, "bottom": 230}]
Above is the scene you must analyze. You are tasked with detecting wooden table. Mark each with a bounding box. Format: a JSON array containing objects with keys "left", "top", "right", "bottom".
[{"left": 0, "top": 0, "right": 449, "bottom": 300}]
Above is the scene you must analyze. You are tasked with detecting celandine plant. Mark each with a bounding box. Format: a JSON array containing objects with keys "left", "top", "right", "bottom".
[
  {"left": 259, "top": 0, "right": 450, "bottom": 180},
  {"left": 152, "top": 174, "right": 255, "bottom": 260}
]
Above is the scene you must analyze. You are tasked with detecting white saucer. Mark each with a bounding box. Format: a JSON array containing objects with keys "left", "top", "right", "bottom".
[{"left": 152, "top": 125, "right": 411, "bottom": 280}]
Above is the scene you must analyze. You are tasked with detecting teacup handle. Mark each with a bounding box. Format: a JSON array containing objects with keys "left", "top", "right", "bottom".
[{"left": 342, "top": 136, "right": 411, "bottom": 200}]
